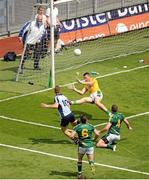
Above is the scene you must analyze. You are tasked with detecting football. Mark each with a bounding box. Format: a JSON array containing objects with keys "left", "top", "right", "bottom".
[{"left": 74, "top": 48, "right": 81, "bottom": 56}]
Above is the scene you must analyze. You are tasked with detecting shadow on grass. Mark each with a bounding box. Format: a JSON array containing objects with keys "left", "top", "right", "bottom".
[
  {"left": 1, "top": 66, "right": 18, "bottom": 73},
  {"left": 29, "top": 138, "right": 72, "bottom": 145},
  {"left": 49, "top": 170, "right": 76, "bottom": 177},
  {"left": 73, "top": 110, "right": 106, "bottom": 121}
]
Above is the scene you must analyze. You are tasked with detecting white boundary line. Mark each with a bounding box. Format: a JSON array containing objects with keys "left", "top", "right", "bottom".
[
  {"left": 56, "top": 49, "right": 149, "bottom": 73},
  {"left": 0, "top": 112, "right": 148, "bottom": 130},
  {"left": 0, "top": 65, "right": 148, "bottom": 103},
  {"left": 0, "top": 115, "right": 60, "bottom": 130},
  {"left": 63, "top": 65, "right": 149, "bottom": 87},
  {"left": 94, "top": 112, "right": 149, "bottom": 127},
  {"left": 0, "top": 143, "right": 149, "bottom": 176}
]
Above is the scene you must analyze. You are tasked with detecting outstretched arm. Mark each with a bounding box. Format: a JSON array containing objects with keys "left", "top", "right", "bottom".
[
  {"left": 93, "top": 128, "right": 100, "bottom": 141},
  {"left": 99, "top": 122, "right": 111, "bottom": 134},
  {"left": 41, "top": 102, "right": 58, "bottom": 109},
  {"left": 77, "top": 78, "right": 94, "bottom": 86},
  {"left": 124, "top": 118, "right": 132, "bottom": 130},
  {"left": 72, "top": 84, "right": 87, "bottom": 95}
]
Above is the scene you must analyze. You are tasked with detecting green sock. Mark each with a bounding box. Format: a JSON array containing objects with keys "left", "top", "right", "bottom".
[
  {"left": 77, "top": 162, "right": 82, "bottom": 174},
  {"left": 105, "top": 110, "right": 110, "bottom": 115},
  {"left": 107, "top": 143, "right": 113, "bottom": 150},
  {"left": 72, "top": 101, "right": 77, "bottom": 105},
  {"left": 89, "top": 160, "right": 94, "bottom": 165}
]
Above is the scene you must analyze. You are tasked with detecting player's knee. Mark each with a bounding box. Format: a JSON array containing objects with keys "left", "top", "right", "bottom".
[
  {"left": 96, "top": 140, "right": 104, "bottom": 147},
  {"left": 71, "top": 120, "right": 79, "bottom": 126},
  {"left": 96, "top": 142, "right": 100, "bottom": 148},
  {"left": 95, "top": 98, "right": 101, "bottom": 104}
]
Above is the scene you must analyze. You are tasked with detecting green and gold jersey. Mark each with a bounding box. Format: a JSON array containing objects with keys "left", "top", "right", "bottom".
[
  {"left": 108, "top": 112, "right": 125, "bottom": 135},
  {"left": 74, "top": 123, "right": 94, "bottom": 148}
]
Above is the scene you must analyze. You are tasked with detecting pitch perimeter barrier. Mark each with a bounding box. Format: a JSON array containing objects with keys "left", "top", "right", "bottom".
[
  {"left": 0, "top": 2, "right": 149, "bottom": 58},
  {"left": 60, "top": 2, "right": 149, "bottom": 44}
]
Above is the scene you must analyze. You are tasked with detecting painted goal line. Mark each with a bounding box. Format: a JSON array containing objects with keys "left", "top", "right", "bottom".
[
  {"left": 0, "top": 143, "right": 149, "bottom": 176},
  {"left": 0, "top": 111, "right": 148, "bottom": 130},
  {"left": 0, "top": 64, "right": 148, "bottom": 103}
]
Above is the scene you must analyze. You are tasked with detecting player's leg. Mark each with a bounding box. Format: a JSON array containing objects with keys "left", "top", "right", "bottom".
[
  {"left": 86, "top": 147, "right": 95, "bottom": 174},
  {"left": 77, "top": 148, "right": 85, "bottom": 178},
  {"left": 60, "top": 117, "right": 79, "bottom": 144},
  {"left": 61, "top": 126, "right": 73, "bottom": 137},
  {"left": 94, "top": 95, "right": 111, "bottom": 116},
  {"left": 71, "top": 97, "right": 93, "bottom": 105},
  {"left": 34, "top": 42, "right": 42, "bottom": 70},
  {"left": 69, "top": 113, "right": 80, "bottom": 127},
  {"left": 96, "top": 134, "right": 118, "bottom": 151}
]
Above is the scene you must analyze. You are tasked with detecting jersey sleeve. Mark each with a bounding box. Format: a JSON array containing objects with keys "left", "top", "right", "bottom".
[{"left": 120, "top": 113, "right": 125, "bottom": 121}]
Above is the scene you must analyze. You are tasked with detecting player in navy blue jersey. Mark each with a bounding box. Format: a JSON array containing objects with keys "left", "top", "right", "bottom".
[{"left": 41, "top": 85, "right": 79, "bottom": 141}]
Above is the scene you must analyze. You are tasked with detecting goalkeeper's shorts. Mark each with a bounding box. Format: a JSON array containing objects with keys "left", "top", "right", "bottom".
[{"left": 90, "top": 91, "right": 103, "bottom": 102}]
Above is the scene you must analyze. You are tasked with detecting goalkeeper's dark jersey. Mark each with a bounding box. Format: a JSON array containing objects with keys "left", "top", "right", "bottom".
[{"left": 108, "top": 112, "right": 125, "bottom": 135}]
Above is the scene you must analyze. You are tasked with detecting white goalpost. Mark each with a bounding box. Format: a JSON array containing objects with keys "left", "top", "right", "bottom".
[
  {"left": 16, "top": 0, "right": 79, "bottom": 88},
  {"left": 15, "top": 0, "right": 149, "bottom": 89}
]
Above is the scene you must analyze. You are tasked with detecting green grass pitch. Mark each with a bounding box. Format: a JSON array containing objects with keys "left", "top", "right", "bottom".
[{"left": 0, "top": 29, "right": 149, "bottom": 179}]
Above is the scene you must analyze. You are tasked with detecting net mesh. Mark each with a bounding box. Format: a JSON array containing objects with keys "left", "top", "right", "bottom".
[{"left": 16, "top": 0, "right": 149, "bottom": 88}]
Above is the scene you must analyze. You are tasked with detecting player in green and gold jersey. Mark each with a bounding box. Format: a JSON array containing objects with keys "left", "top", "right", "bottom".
[
  {"left": 71, "top": 115, "right": 99, "bottom": 179},
  {"left": 70, "top": 72, "right": 111, "bottom": 117},
  {"left": 96, "top": 104, "right": 132, "bottom": 151}
]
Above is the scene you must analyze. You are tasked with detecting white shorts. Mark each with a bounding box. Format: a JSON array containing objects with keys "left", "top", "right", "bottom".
[
  {"left": 78, "top": 147, "right": 94, "bottom": 155},
  {"left": 106, "top": 133, "right": 120, "bottom": 143},
  {"left": 90, "top": 91, "right": 103, "bottom": 102}
]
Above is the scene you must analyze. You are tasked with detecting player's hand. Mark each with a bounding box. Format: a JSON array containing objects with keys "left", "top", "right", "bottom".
[
  {"left": 41, "top": 103, "right": 48, "bottom": 108},
  {"left": 77, "top": 78, "right": 82, "bottom": 84}
]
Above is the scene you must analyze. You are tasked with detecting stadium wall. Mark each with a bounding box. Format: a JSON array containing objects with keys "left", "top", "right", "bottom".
[
  {"left": 60, "top": 3, "right": 149, "bottom": 44},
  {"left": 0, "top": 1, "right": 149, "bottom": 58}
]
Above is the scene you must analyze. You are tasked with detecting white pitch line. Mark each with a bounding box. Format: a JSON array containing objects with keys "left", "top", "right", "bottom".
[
  {"left": 56, "top": 49, "right": 149, "bottom": 73},
  {"left": 1, "top": 111, "right": 149, "bottom": 130},
  {"left": 94, "top": 122, "right": 107, "bottom": 127},
  {"left": 94, "top": 112, "right": 149, "bottom": 127},
  {"left": 0, "top": 115, "right": 60, "bottom": 130},
  {"left": 0, "top": 143, "right": 149, "bottom": 176},
  {"left": 127, "top": 112, "right": 149, "bottom": 119},
  {"left": 0, "top": 65, "right": 148, "bottom": 103},
  {"left": 62, "top": 65, "right": 149, "bottom": 88}
]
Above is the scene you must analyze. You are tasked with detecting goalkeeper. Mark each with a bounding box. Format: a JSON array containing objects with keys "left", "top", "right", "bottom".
[{"left": 70, "top": 72, "right": 111, "bottom": 117}]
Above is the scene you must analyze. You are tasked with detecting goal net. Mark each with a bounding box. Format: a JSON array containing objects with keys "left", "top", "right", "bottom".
[{"left": 16, "top": 0, "right": 149, "bottom": 88}]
